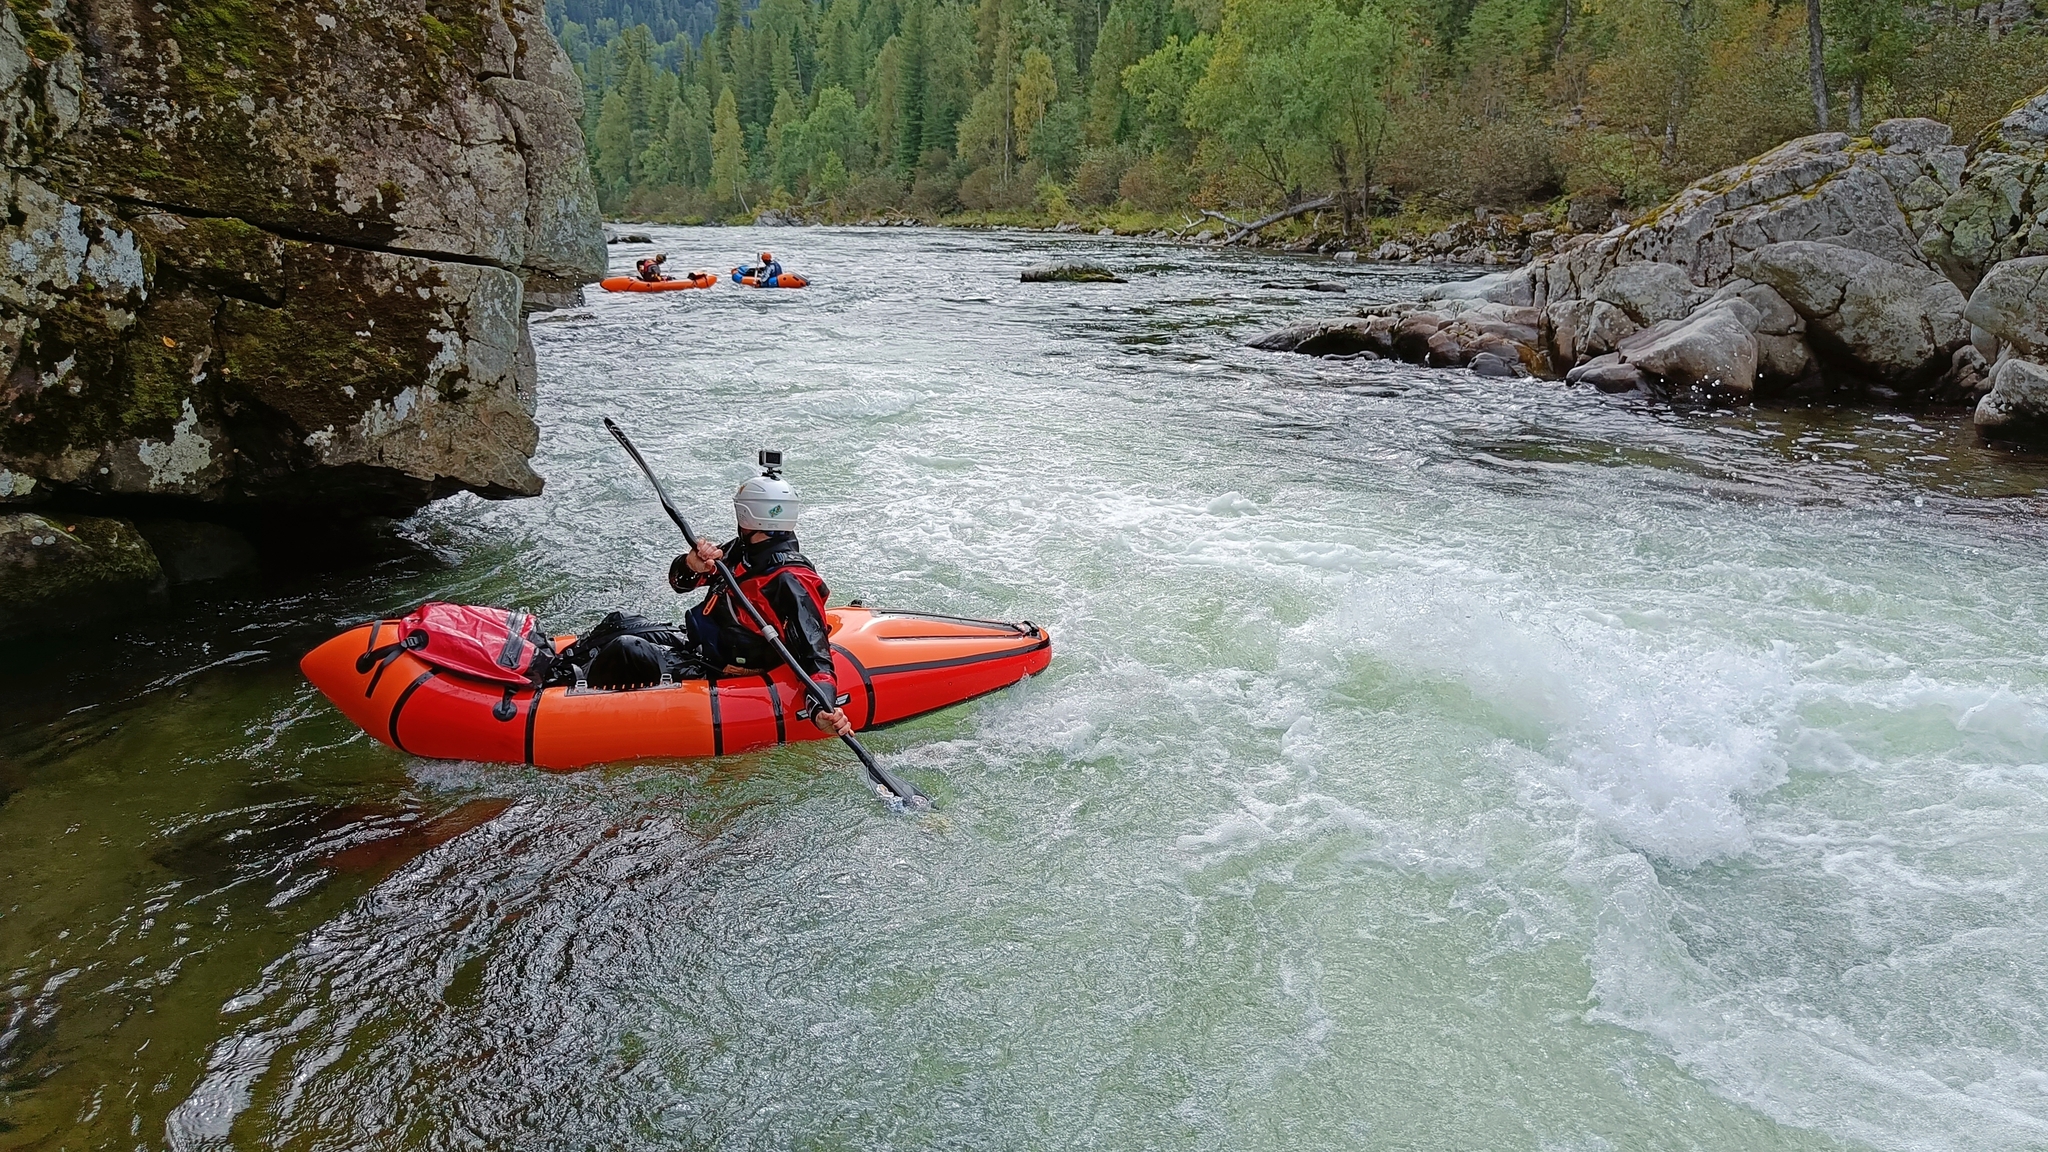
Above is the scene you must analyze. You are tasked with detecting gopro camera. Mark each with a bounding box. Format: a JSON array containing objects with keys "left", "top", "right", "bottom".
[{"left": 758, "top": 449, "right": 783, "bottom": 477}]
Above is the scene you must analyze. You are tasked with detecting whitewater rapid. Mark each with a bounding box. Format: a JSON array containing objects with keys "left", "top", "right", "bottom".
[{"left": 6, "top": 227, "right": 2046, "bottom": 1150}]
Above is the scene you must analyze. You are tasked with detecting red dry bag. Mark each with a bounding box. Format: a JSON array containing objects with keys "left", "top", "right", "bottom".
[{"left": 355, "top": 603, "right": 554, "bottom": 686}]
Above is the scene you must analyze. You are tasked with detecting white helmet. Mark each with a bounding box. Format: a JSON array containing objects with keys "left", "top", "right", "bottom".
[{"left": 734, "top": 469, "right": 800, "bottom": 531}]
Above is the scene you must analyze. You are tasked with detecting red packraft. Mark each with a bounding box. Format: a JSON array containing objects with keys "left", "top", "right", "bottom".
[{"left": 355, "top": 603, "right": 555, "bottom": 687}]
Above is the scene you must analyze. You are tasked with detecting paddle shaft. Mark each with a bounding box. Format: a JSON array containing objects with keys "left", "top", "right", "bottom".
[{"left": 603, "top": 418, "right": 928, "bottom": 809}]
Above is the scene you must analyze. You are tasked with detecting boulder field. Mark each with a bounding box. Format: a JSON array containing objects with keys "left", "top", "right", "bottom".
[
  {"left": 1253, "top": 89, "right": 2048, "bottom": 438},
  {"left": 0, "top": 0, "right": 605, "bottom": 630}
]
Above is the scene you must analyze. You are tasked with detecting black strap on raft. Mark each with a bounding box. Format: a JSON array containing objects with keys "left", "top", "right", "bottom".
[{"left": 357, "top": 631, "right": 428, "bottom": 697}]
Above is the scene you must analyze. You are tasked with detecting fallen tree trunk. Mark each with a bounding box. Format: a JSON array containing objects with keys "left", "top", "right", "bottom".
[{"left": 1198, "top": 196, "right": 1337, "bottom": 244}]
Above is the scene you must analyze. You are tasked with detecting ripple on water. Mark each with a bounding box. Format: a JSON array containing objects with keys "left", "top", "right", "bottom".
[{"left": 9, "top": 227, "right": 2048, "bottom": 1150}]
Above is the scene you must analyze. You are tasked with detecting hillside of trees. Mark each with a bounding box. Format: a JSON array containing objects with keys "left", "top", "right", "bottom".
[{"left": 545, "top": 0, "right": 2048, "bottom": 232}]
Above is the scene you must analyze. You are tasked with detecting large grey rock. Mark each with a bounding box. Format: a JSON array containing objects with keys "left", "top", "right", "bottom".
[
  {"left": 1566, "top": 353, "right": 1653, "bottom": 393},
  {"left": 1246, "top": 318, "right": 1382, "bottom": 357},
  {"left": 0, "top": 0, "right": 603, "bottom": 519},
  {"left": 1924, "top": 86, "right": 2048, "bottom": 291},
  {"left": 1594, "top": 262, "right": 1704, "bottom": 325},
  {"left": 1616, "top": 299, "right": 1760, "bottom": 396},
  {"left": 1974, "top": 355, "right": 2048, "bottom": 434},
  {"left": 1962, "top": 255, "right": 2048, "bottom": 357},
  {"left": 1535, "top": 120, "right": 1968, "bottom": 305},
  {"left": 0, "top": 513, "right": 163, "bottom": 631},
  {"left": 1266, "top": 98, "right": 2048, "bottom": 412},
  {"left": 1871, "top": 119, "right": 1954, "bottom": 152},
  {"left": 1709, "top": 279, "right": 1803, "bottom": 335},
  {"left": 1581, "top": 301, "right": 1642, "bottom": 358},
  {"left": 1738, "top": 241, "right": 1969, "bottom": 386},
  {"left": 1543, "top": 298, "right": 1593, "bottom": 366},
  {"left": 1706, "top": 279, "right": 1816, "bottom": 388},
  {"left": 1419, "top": 268, "right": 1534, "bottom": 307}
]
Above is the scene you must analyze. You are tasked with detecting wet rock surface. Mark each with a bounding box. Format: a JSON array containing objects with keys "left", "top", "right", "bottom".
[
  {"left": 1975, "top": 354, "right": 2048, "bottom": 435},
  {"left": 1021, "top": 262, "right": 1126, "bottom": 283},
  {"left": 0, "top": 513, "right": 163, "bottom": 631}
]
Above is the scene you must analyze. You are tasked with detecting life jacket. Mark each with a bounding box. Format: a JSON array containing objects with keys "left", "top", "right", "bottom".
[
  {"left": 702, "top": 541, "right": 830, "bottom": 643},
  {"left": 356, "top": 603, "right": 555, "bottom": 689},
  {"left": 636, "top": 258, "right": 664, "bottom": 281}
]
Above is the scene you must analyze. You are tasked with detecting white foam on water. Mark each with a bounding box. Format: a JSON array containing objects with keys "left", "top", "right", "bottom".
[{"left": 155, "top": 228, "right": 2048, "bottom": 1151}]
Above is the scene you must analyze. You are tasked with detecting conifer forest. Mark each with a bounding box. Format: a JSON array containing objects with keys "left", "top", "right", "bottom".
[{"left": 549, "top": 0, "right": 2047, "bottom": 229}]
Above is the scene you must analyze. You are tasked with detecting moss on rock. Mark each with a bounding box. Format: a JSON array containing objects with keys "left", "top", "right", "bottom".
[{"left": 0, "top": 512, "right": 163, "bottom": 631}]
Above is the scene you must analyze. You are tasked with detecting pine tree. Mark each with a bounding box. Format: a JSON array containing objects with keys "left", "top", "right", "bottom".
[
  {"left": 710, "top": 86, "right": 749, "bottom": 206},
  {"left": 593, "top": 89, "right": 635, "bottom": 199},
  {"left": 895, "top": 2, "right": 930, "bottom": 171}
]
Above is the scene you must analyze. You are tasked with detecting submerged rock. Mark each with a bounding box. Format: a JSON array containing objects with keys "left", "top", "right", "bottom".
[
  {"left": 1021, "top": 262, "right": 1126, "bottom": 283},
  {"left": 134, "top": 520, "right": 259, "bottom": 586},
  {"left": 1246, "top": 318, "right": 1381, "bottom": 356}
]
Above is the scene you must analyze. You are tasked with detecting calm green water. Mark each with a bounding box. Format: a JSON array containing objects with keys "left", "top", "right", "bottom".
[{"left": 7, "top": 228, "right": 2048, "bottom": 1151}]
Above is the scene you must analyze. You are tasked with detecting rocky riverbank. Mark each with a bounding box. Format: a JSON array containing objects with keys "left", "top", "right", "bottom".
[
  {"left": 622, "top": 195, "right": 1598, "bottom": 266},
  {"left": 0, "top": 0, "right": 604, "bottom": 631},
  {"left": 1251, "top": 88, "right": 2048, "bottom": 442}
]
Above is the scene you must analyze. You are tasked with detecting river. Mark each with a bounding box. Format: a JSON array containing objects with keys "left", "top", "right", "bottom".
[{"left": 5, "top": 227, "right": 2048, "bottom": 1150}]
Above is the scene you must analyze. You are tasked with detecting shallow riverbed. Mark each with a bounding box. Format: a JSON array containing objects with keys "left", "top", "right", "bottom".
[{"left": 5, "top": 227, "right": 2048, "bottom": 1150}]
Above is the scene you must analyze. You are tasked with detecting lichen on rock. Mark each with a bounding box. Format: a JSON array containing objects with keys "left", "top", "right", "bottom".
[
  {"left": 1250, "top": 90, "right": 2048, "bottom": 425},
  {"left": 0, "top": 511, "right": 163, "bottom": 631},
  {"left": 0, "top": 0, "right": 602, "bottom": 521}
]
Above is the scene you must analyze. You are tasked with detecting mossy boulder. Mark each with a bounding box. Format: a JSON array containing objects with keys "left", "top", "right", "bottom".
[
  {"left": 0, "top": 0, "right": 601, "bottom": 519},
  {"left": 0, "top": 512, "right": 163, "bottom": 631},
  {"left": 1924, "top": 87, "right": 2048, "bottom": 292}
]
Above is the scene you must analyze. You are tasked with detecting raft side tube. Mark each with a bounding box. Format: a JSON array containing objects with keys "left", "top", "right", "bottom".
[{"left": 299, "top": 606, "right": 1049, "bottom": 770}]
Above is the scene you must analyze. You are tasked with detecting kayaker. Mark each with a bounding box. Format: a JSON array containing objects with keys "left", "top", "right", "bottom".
[
  {"left": 667, "top": 456, "right": 851, "bottom": 736},
  {"left": 738, "top": 251, "right": 783, "bottom": 284},
  {"left": 635, "top": 253, "right": 671, "bottom": 282}
]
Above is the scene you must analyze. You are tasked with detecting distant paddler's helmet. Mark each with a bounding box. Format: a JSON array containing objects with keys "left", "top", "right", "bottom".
[
  {"left": 759, "top": 251, "right": 773, "bottom": 263},
  {"left": 735, "top": 449, "right": 800, "bottom": 531}
]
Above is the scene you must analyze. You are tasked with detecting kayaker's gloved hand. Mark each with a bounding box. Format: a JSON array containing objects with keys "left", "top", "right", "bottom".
[
  {"left": 668, "top": 540, "right": 724, "bottom": 592},
  {"left": 685, "top": 539, "right": 723, "bottom": 573},
  {"left": 813, "top": 706, "right": 853, "bottom": 737}
]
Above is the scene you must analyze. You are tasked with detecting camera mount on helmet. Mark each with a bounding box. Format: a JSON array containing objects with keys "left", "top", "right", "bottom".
[{"left": 757, "top": 449, "right": 783, "bottom": 478}]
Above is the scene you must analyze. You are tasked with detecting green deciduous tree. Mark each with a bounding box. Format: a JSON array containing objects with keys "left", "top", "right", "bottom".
[{"left": 1186, "top": 0, "right": 1396, "bottom": 204}]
